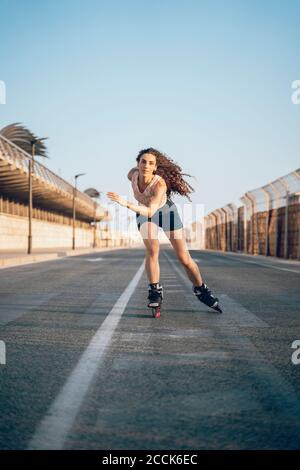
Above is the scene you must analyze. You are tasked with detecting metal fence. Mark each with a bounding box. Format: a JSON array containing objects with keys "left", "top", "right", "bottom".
[
  {"left": 0, "top": 195, "right": 90, "bottom": 229},
  {"left": 205, "top": 169, "right": 300, "bottom": 260}
]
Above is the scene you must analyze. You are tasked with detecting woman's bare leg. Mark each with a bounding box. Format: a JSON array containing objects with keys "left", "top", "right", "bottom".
[
  {"left": 140, "top": 222, "right": 160, "bottom": 283},
  {"left": 164, "top": 228, "right": 203, "bottom": 286}
]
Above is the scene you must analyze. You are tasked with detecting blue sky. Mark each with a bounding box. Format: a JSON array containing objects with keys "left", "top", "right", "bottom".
[{"left": 0, "top": 0, "right": 299, "bottom": 218}]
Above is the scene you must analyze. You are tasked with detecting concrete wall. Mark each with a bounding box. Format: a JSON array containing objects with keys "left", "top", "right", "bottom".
[{"left": 0, "top": 212, "right": 94, "bottom": 250}]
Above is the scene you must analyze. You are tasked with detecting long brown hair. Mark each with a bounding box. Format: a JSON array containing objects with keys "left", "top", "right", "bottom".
[{"left": 136, "top": 148, "right": 195, "bottom": 202}]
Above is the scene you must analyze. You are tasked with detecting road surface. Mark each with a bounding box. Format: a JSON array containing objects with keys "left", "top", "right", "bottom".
[{"left": 0, "top": 247, "right": 299, "bottom": 449}]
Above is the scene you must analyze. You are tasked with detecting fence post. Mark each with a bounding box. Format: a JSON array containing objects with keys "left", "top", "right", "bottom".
[
  {"left": 220, "top": 208, "right": 227, "bottom": 251},
  {"left": 228, "top": 204, "right": 237, "bottom": 252},
  {"left": 261, "top": 187, "right": 271, "bottom": 256},
  {"left": 243, "top": 194, "right": 253, "bottom": 254},
  {"left": 284, "top": 191, "right": 290, "bottom": 259},
  {"left": 212, "top": 212, "right": 219, "bottom": 250}
]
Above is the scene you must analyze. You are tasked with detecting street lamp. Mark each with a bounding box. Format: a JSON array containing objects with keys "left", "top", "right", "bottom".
[
  {"left": 72, "top": 173, "right": 86, "bottom": 250},
  {"left": 105, "top": 201, "right": 114, "bottom": 248},
  {"left": 84, "top": 188, "right": 102, "bottom": 248},
  {"left": 28, "top": 137, "right": 48, "bottom": 254}
]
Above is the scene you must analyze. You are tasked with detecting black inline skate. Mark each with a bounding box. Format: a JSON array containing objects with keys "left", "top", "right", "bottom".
[
  {"left": 193, "top": 283, "right": 223, "bottom": 313},
  {"left": 147, "top": 282, "right": 163, "bottom": 318}
]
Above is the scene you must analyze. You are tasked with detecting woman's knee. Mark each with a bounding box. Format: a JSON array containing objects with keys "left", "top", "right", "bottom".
[
  {"left": 146, "top": 246, "right": 160, "bottom": 258},
  {"left": 177, "top": 253, "right": 192, "bottom": 268},
  {"left": 144, "top": 240, "right": 160, "bottom": 257}
]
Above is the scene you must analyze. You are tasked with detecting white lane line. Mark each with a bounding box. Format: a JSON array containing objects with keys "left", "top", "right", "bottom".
[
  {"left": 218, "top": 294, "right": 268, "bottom": 328},
  {"left": 167, "top": 290, "right": 185, "bottom": 294},
  {"left": 165, "top": 252, "right": 300, "bottom": 425},
  {"left": 69, "top": 257, "right": 143, "bottom": 262},
  {"left": 207, "top": 253, "right": 300, "bottom": 274},
  {"left": 214, "top": 315, "right": 300, "bottom": 425},
  {"left": 112, "top": 351, "right": 230, "bottom": 370},
  {"left": 163, "top": 251, "right": 269, "bottom": 328},
  {"left": 233, "top": 257, "right": 300, "bottom": 274},
  {"left": 164, "top": 284, "right": 182, "bottom": 287},
  {"left": 28, "top": 260, "right": 145, "bottom": 450}
]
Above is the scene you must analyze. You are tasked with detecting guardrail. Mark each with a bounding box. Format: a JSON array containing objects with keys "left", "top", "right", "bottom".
[
  {"left": 205, "top": 169, "right": 300, "bottom": 260},
  {"left": 0, "top": 134, "right": 105, "bottom": 221}
]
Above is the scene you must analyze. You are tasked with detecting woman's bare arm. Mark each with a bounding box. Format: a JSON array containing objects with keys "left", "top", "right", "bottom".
[
  {"left": 107, "top": 177, "right": 167, "bottom": 217},
  {"left": 126, "top": 178, "right": 167, "bottom": 217}
]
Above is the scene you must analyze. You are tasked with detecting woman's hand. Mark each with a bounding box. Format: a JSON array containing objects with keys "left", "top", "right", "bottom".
[{"left": 107, "top": 192, "right": 127, "bottom": 207}]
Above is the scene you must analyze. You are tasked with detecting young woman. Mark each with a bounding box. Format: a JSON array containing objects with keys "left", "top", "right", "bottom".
[{"left": 107, "top": 148, "right": 222, "bottom": 314}]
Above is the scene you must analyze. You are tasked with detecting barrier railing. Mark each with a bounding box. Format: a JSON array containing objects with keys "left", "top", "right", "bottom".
[
  {"left": 205, "top": 169, "right": 300, "bottom": 260},
  {"left": 0, "top": 134, "right": 105, "bottom": 220},
  {"left": 0, "top": 195, "right": 90, "bottom": 229}
]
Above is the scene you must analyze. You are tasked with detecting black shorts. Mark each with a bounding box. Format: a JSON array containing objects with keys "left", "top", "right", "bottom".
[{"left": 136, "top": 198, "right": 183, "bottom": 232}]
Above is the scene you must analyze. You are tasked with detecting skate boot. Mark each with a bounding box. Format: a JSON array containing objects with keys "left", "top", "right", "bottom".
[
  {"left": 147, "top": 282, "right": 163, "bottom": 318},
  {"left": 193, "top": 283, "right": 222, "bottom": 313}
]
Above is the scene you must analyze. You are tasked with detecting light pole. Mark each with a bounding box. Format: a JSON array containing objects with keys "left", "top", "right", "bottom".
[
  {"left": 116, "top": 204, "right": 120, "bottom": 245},
  {"left": 72, "top": 173, "right": 86, "bottom": 250},
  {"left": 83, "top": 188, "right": 101, "bottom": 248},
  {"left": 92, "top": 192, "right": 101, "bottom": 248},
  {"left": 127, "top": 215, "right": 133, "bottom": 247},
  {"left": 106, "top": 201, "right": 113, "bottom": 248},
  {"left": 28, "top": 137, "right": 48, "bottom": 254}
]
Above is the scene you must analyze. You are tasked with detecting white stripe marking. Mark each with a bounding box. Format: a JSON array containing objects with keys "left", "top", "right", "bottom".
[
  {"left": 163, "top": 251, "right": 269, "bottom": 327},
  {"left": 218, "top": 294, "right": 268, "bottom": 327},
  {"left": 165, "top": 251, "right": 300, "bottom": 426},
  {"left": 167, "top": 289, "right": 185, "bottom": 293},
  {"left": 233, "top": 257, "right": 300, "bottom": 274},
  {"left": 28, "top": 261, "right": 145, "bottom": 450},
  {"left": 84, "top": 257, "right": 104, "bottom": 262},
  {"left": 164, "top": 284, "right": 181, "bottom": 287},
  {"left": 207, "top": 252, "right": 300, "bottom": 275}
]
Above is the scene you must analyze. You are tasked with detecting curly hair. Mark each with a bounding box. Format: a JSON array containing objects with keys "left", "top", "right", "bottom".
[{"left": 136, "top": 148, "right": 195, "bottom": 202}]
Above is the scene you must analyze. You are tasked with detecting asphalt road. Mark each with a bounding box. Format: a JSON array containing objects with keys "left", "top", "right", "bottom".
[{"left": 0, "top": 247, "right": 299, "bottom": 450}]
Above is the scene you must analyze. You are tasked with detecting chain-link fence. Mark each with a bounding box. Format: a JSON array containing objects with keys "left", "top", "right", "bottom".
[{"left": 205, "top": 169, "right": 300, "bottom": 260}]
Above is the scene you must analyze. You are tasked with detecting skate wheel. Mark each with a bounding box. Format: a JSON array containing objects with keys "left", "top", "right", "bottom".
[{"left": 152, "top": 306, "right": 161, "bottom": 318}]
